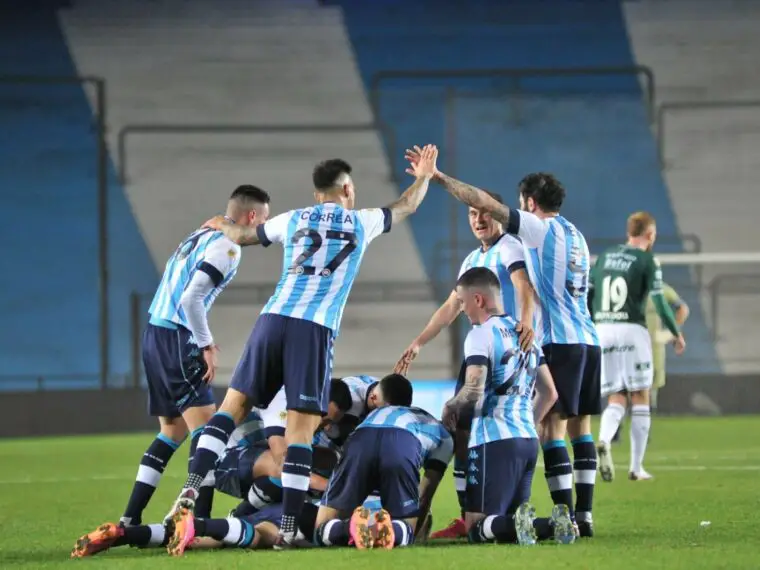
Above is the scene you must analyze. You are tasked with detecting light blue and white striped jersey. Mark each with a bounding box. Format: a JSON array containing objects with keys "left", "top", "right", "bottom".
[
  {"left": 464, "top": 314, "right": 541, "bottom": 446},
  {"left": 507, "top": 210, "right": 598, "bottom": 346},
  {"left": 148, "top": 228, "right": 240, "bottom": 333},
  {"left": 341, "top": 375, "right": 378, "bottom": 419},
  {"left": 256, "top": 203, "right": 391, "bottom": 334},
  {"left": 458, "top": 234, "right": 533, "bottom": 325},
  {"left": 358, "top": 406, "right": 454, "bottom": 469}
]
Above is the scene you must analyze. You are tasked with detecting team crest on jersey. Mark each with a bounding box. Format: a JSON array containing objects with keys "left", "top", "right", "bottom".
[
  {"left": 279, "top": 411, "right": 287, "bottom": 420},
  {"left": 228, "top": 248, "right": 237, "bottom": 258}
]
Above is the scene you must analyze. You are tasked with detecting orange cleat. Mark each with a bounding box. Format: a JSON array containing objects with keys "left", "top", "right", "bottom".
[
  {"left": 166, "top": 507, "right": 196, "bottom": 557},
  {"left": 71, "top": 522, "right": 124, "bottom": 558},
  {"left": 429, "top": 517, "right": 467, "bottom": 540},
  {"left": 348, "top": 506, "right": 374, "bottom": 549},
  {"left": 373, "top": 509, "right": 395, "bottom": 550}
]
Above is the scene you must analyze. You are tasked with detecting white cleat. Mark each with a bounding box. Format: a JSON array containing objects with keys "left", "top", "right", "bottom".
[
  {"left": 513, "top": 503, "right": 538, "bottom": 546},
  {"left": 550, "top": 505, "right": 576, "bottom": 545},
  {"left": 628, "top": 469, "right": 654, "bottom": 481},
  {"left": 597, "top": 442, "right": 615, "bottom": 482},
  {"left": 163, "top": 488, "right": 198, "bottom": 527}
]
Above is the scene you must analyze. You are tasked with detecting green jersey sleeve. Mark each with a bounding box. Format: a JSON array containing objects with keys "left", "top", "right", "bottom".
[{"left": 647, "top": 256, "right": 680, "bottom": 337}]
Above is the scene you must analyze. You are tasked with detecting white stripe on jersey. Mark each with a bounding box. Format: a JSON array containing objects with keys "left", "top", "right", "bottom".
[
  {"left": 458, "top": 234, "right": 533, "bottom": 326},
  {"left": 341, "top": 375, "right": 377, "bottom": 418},
  {"left": 149, "top": 228, "right": 240, "bottom": 330},
  {"left": 258, "top": 203, "right": 390, "bottom": 335},
  {"left": 464, "top": 314, "right": 539, "bottom": 446},
  {"left": 510, "top": 211, "right": 598, "bottom": 346}
]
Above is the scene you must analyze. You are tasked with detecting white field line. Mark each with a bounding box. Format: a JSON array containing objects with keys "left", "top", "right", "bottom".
[{"left": 1, "top": 464, "right": 760, "bottom": 485}]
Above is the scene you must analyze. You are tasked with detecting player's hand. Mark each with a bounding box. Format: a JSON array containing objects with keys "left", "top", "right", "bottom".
[
  {"left": 201, "top": 345, "right": 220, "bottom": 383},
  {"left": 394, "top": 342, "right": 421, "bottom": 375},
  {"left": 441, "top": 402, "right": 459, "bottom": 432},
  {"left": 404, "top": 144, "right": 439, "bottom": 179},
  {"left": 672, "top": 333, "right": 686, "bottom": 355},
  {"left": 515, "top": 322, "right": 535, "bottom": 352},
  {"left": 202, "top": 215, "right": 227, "bottom": 231}
]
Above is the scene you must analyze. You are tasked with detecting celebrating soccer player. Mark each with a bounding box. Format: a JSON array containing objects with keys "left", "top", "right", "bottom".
[{"left": 164, "top": 145, "right": 439, "bottom": 549}]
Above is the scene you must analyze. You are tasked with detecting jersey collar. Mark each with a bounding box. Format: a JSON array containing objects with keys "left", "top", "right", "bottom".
[{"left": 480, "top": 233, "right": 507, "bottom": 253}]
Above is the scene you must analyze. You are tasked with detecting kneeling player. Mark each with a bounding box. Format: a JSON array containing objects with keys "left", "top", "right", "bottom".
[
  {"left": 445, "top": 267, "right": 573, "bottom": 545},
  {"left": 314, "top": 409, "right": 453, "bottom": 548}
]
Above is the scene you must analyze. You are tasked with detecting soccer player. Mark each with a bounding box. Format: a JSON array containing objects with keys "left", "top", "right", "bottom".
[
  {"left": 394, "top": 191, "right": 538, "bottom": 539},
  {"left": 119, "top": 185, "right": 270, "bottom": 528},
  {"left": 447, "top": 267, "right": 573, "bottom": 545},
  {"left": 166, "top": 145, "right": 439, "bottom": 547},
  {"left": 589, "top": 212, "right": 686, "bottom": 481},
  {"left": 406, "top": 148, "right": 600, "bottom": 536},
  {"left": 71, "top": 504, "right": 320, "bottom": 557},
  {"left": 315, "top": 399, "right": 454, "bottom": 550}
]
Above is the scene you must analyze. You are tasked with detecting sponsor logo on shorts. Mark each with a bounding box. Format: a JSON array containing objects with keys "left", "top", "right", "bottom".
[
  {"left": 635, "top": 361, "right": 652, "bottom": 372},
  {"left": 603, "top": 344, "right": 635, "bottom": 354},
  {"left": 299, "top": 394, "right": 319, "bottom": 402}
]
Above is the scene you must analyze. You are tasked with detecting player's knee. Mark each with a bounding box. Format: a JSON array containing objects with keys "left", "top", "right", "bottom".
[
  {"left": 567, "top": 415, "right": 592, "bottom": 439},
  {"left": 158, "top": 421, "right": 188, "bottom": 444},
  {"left": 630, "top": 390, "right": 650, "bottom": 406},
  {"left": 182, "top": 403, "right": 216, "bottom": 432},
  {"left": 219, "top": 389, "right": 253, "bottom": 424},
  {"left": 542, "top": 412, "right": 567, "bottom": 440}
]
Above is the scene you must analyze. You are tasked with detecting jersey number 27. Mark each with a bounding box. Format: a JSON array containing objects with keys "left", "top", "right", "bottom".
[{"left": 289, "top": 229, "right": 358, "bottom": 277}]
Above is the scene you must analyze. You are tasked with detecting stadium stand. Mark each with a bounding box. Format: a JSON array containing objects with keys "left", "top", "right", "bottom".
[
  {"left": 59, "top": 0, "right": 447, "bottom": 381},
  {"left": 625, "top": 0, "right": 760, "bottom": 372}
]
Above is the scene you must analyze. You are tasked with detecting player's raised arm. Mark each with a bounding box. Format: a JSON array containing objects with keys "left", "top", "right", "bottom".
[
  {"left": 394, "top": 289, "right": 461, "bottom": 375},
  {"left": 386, "top": 144, "right": 438, "bottom": 225}
]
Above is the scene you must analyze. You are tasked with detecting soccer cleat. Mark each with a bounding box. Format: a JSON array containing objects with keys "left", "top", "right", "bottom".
[
  {"left": 628, "top": 469, "right": 654, "bottom": 481},
  {"left": 348, "top": 506, "right": 375, "bottom": 549},
  {"left": 373, "top": 509, "right": 395, "bottom": 550},
  {"left": 513, "top": 503, "right": 538, "bottom": 545},
  {"left": 71, "top": 522, "right": 124, "bottom": 558},
  {"left": 597, "top": 442, "right": 615, "bottom": 482},
  {"left": 163, "top": 487, "right": 198, "bottom": 527},
  {"left": 550, "top": 505, "right": 576, "bottom": 545},
  {"left": 166, "top": 507, "right": 196, "bottom": 557},
  {"left": 576, "top": 519, "right": 594, "bottom": 538},
  {"left": 429, "top": 517, "right": 467, "bottom": 539}
]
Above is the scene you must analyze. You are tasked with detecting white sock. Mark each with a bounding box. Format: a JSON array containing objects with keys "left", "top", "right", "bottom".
[
  {"left": 599, "top": 403, "right": 626, "bottom": 445},
  {"left": 147, "top": 524, "right": 166, "bottom": 546},
  {"left": 629, "top": 404, "right": 651, "bottom": 473}
]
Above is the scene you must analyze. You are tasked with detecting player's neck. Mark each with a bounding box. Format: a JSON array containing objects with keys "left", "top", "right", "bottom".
[
  {"left": 480, "top": 234, "right": 503, "bottom": 251},
  {"left": 626, "top": 238, "right": 648, "bottom": 251},
  {"left": 531, "top": 208, "right": 557, "bottom": 220}
]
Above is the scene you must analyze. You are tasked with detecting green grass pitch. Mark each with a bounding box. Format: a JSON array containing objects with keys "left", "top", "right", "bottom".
[{"left": 0, "top": 416, "right": 757, "bottom": 569}]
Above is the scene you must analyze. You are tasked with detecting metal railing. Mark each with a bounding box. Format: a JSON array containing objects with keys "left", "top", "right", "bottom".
[
  {"left": 709, "top": 274, "right": 760, "bottom": 341},
  {"left": 656, "top": 99, "right": 760, "bottom": 167},
  {"left": 0, "top": 74, "right": 110, "bottom": 389},
  {"left": 116, "top": 123, "right": 400, "bottom": 186}
]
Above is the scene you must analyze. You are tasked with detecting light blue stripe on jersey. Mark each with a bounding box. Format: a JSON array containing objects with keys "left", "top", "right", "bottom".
[
  {"left": 326, "top": 215, "right": 365, "bottom": 330},
  {"left": 270, "top": 212, "right": 304, "bottom": 314},
  {"left": 149, "top": 230, "right": 231, "bottom": 329},
  {"left": 542, "top": 226, "right": 566, "bottom": 344},
  {"left": 303, "top": 212, "right": 344, "bottom": 323},
  {"left": 462, "top": 239, "right": 521, "bottom": 323}
]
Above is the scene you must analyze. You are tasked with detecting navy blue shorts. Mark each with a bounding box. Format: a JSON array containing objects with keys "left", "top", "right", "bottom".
[
  {"left": 214, "top": 444, "right": 266, "bottom": 499},
  {"left": 466, "top": 438, "right": 539, "bottom": 515},
  {"left": 142, "top": 322, "right": 215, "bottom": 418},
  {"left": 542, "top": 343, "right": 602, "bottom": 418},
  {"left": 230, "top": 314, "right": 334, "bottom": 414},
  {"left": 322, "top": 428, "right": 421, "bottom": 519}
]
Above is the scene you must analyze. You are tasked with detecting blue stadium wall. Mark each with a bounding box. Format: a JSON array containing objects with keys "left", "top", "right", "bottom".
[
  {"left": 0, "top": 1, "right": 158, "bottom": 390},
  {"left": 333, "top": 0, "right": 717, "bottom": 374}
]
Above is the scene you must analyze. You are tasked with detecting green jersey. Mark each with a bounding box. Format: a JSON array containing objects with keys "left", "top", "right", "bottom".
[{"left": 590, "top": 245, "right": 677, "bottom": 334}]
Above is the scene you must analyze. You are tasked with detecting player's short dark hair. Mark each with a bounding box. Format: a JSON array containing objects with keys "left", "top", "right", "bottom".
[
  {"left": 379, "top": 374, "right": 413, "bottom": 407},
  {"left": 229, "top": 184, "right": 270, "bottom": 205},
  {"left": 313, "top": 159, "right": 352, "bottom": 191},
  {"left": 457, "top": 266, "right": 500, "bottom": 291},
  {"left": 329, "top": 378, "right": 352, "bottom": 412},
  {"left": 518, "top": 172, "right": 565, "bottom": 213}
]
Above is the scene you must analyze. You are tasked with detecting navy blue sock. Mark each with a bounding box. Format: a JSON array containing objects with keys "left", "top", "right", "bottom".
[
  {"left": 280, "top": 444, "right": 313, "bottom": 538},
  {"left": 114, "top": 524, "right": 169, "bottom": 547},
  {"left": 183, "top": 413, "right": 235, "bottom": 492},
  {"left": 453, "top": 456, "right": 467, "bottom": 518},
  {"left": 121, "top": 434, "right": 180, "bottom": 525},
  {"left": 572, "top": 435, "right": 597, "bottom": 520},
  {"left": 188, "top": 427, "right": 215, "bottom": 518},
  {"left": 470, "top": 515, "right": 514, "bottom": 543},
  {"left": 543, "top": 440, "right": 575, "bottom": 519},
  {"left": 195, "top": 518, "right": 255, "bottom": 547},
  {"left": 316, "top": 519, "right": 350, "bottom": 547},
  {"left": 247, "top": 476, "right": 283, "bottom": 511}
]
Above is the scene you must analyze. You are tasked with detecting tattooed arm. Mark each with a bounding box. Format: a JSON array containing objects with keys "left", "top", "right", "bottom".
[{"left": 435, "top": 171, "right": 512, "bottom": 226}]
